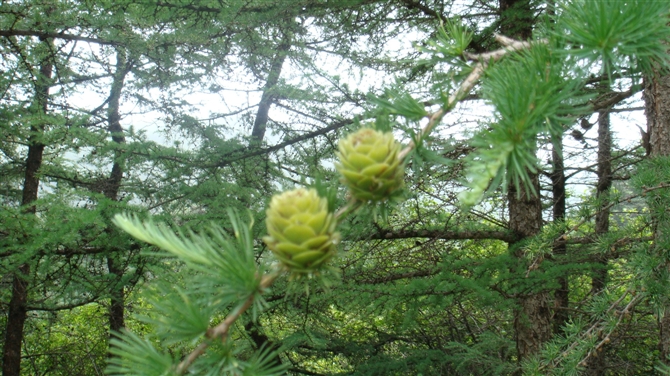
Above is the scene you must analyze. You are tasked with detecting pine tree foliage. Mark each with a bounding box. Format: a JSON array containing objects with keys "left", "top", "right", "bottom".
[
  {"left": 3, "top": 0, "right": 670, "bottom": 375},
  {"left": 108, "top": 210, "right": 283, "bottom": 375},
  {"left": 99, "top": 0, "right": 670, "bottom": 374}
]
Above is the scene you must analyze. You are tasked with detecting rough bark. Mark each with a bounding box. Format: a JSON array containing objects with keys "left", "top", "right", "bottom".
[
  {"left": 103, "top": 48, "right": 132, "bottom": 338},
  {"left": 551, "top": 141, "right": 568, "bottom": 334},
  {"left": 102, "top": 48, "right": 129, "bottom": 200},
  {"left": 106, "top": 257, "right": 126, "bottom": 334},
  {"left": 645, "top": 74, "right": 670, "bottom": 158},
  {"left": 2, "top": 47, "right": 53, "bottom": 376},
  {"left": 643, "top": 70, "right": 670, "bottom": 365},
  {"left": 509, "top": 176, "right": 552, "bottom": 362}
]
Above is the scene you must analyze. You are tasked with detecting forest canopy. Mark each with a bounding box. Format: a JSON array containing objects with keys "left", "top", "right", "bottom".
[{"left": 2, "top": 0, "right": 670, "bottom": 375}]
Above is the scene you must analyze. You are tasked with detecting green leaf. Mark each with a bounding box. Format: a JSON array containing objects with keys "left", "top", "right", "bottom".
[
  {"left": 107, "top": 331, "right": 175, "bottom": 376},
  {"left": 242, "top": 344, "right": 289, "bottom": 376},
  {"left": 137, "top": 285, "right": 215, "bottom": 345},
  {"left": 370, "top": 89, "right": 428, "bottom": 121},
  {"left": 113, "top": 210, "right": 262, "bottom": 307},
  {"left": 557, "top": 0, "right": 670, "bottom": 76}
]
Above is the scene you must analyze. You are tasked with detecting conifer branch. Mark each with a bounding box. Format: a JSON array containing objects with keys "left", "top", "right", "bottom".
[
  {"left": 592, "top": 88, "right": 636, "bottom": 111},
  {"left": 358, "top": 229, "right": 514, "bottom": 242},
  {"left": 0, "top": 29, "right": 123, "bottom": 46},
  {"left": 175, "top": 272, "right": 279, "bottom": 375},
  {"left": 398, "top": 34, "right": 542, "bottom": 161},
  {"left": 577, "top": 293, "right": 643, "bottom": 368},
  {"left": 524, "top": 184, "right": 669, "bottom": 276},
  {"left": 556, "top": 182, "right": 670, "bottom": 242},
  {"left": 212, "top": 118, "right": 353, "bottom": 168},
  {"left": 540, "top": 289, "right": 643, "bottom": 371}
]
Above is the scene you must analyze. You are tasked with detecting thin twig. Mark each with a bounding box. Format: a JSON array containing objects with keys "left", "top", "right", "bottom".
[
  {"left": 463, "top": 34, "right": 544, "bottom": 62},
  {"left": 398, "top": 34, "right": 541, "bottom": 161},
  {"left": 523, "top": 183, "right": 669, "bottom": 276},
  {"left": 577, "top": 293, "right": 643, "bottom": 368},
  {"left": 557, "top": 182, "right": 670, "bottom": 242},
  {"left": 398, "top": 63, "right": 484, "bottom": 161},
  {"left": 541, "top": 288, "right": 639, "bottom": 371},
  {"left": 334, "top": 199, "right": 362, "bottom": 220}
]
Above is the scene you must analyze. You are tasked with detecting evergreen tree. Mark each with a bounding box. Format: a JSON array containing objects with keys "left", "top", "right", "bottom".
[{"left": 3, "top": 1, "right": 670, "bottom": 375}]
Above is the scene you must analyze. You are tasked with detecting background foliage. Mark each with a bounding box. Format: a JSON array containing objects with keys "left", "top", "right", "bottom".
[{"left": 2, "top": 0, "right": 670, "bottom": 375}]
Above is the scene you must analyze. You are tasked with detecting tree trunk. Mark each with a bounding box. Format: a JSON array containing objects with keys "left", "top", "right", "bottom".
[
  {"left": 509, "top": 176, "right": 552, "bottom": 361},
  {"left": 592, "top": 109, "right": 612, "bottom": 295},
  {"left": 643, "top": 69, "right": 670, "bottom": 366},
  {"left": 243, "top": 30, "right": 293, "bottom": 200},
  {"left": 103, "top": 48, "right": 132, "bottom": 339},
  {"left": 498, "top": 0, "right": 551, "bottom": 363},
  {"left": 551, "top": 140, "right": 568, "bottom": 334},
  {"left": 498, "top": 0, "right": 533, "bottom": 40},
  {"left": 243, "top": 33, "right": 292, "bottom": 367},
  {"left": 2, "top": 45, "right": 53, "bottom": 376},
  {"left": 586, "top": 108, "right": 612, "bottom": 376},
  {"left": 645, "top": 75, "right": 670, "bottom": 158},
  {"left": 250, "top": 33, "right": 292, "bottom": 144},
  {"left": 106, "top": 257, "right": 126, "bottom": 334}
]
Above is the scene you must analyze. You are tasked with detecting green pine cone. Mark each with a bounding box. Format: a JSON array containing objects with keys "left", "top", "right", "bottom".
[
  {"left": 263, "top": 188, "right": 339, "bottom": 273},
  {"left": 335, "top": 128, "right": 404, "bottom": 202}
]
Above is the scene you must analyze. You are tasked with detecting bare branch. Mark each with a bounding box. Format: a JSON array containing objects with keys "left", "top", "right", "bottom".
[
  {"left": 356, "top": 229, "right": 514, "bottom": 242},
  {"left": 398, "top": 33, "right": 540, "bottom": 161},
  {"left": 0, "top": 29, "right": 123, "bottom": 46}
]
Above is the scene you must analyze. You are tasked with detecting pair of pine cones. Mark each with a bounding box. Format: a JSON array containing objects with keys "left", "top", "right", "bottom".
[{"left": 263, "top": 128, "right": 404, "bottom": 273}]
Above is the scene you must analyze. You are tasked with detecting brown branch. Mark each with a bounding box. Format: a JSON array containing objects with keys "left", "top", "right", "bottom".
[
  {"left": 0, "top": 244, "right": 141, "bottom": 259},
  {"left": 591, "top": 89, "right": 636, "bottom": 112},
  {"left": 0, "top": 29, "right": 123, "bottom": 46},
  {"left": 557, "top": 182, "right": 670, "bottom": 243},
  {"left": 525, "top": 184, "right": 663, "bottom": 276},
  {"left": 355, "top": 229, "right": 514, "bottom": 242},
  {"left": 357, "top": 268, "right": 441, "bottom": 284},
  {"left": 153, "top": 1, "right": 220, "bottom": 13},
  {"left": 398, "top": 0, "right": 442, "bottom": 19},
  {"left": 211, "top": 118, "right": 352, "bottom": 168},
  {"left": 26, "top": 297, "right": 100, "bottom": 311},
  {"left": 398, "top": 34, "right": 540, "bottom": 161}
]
